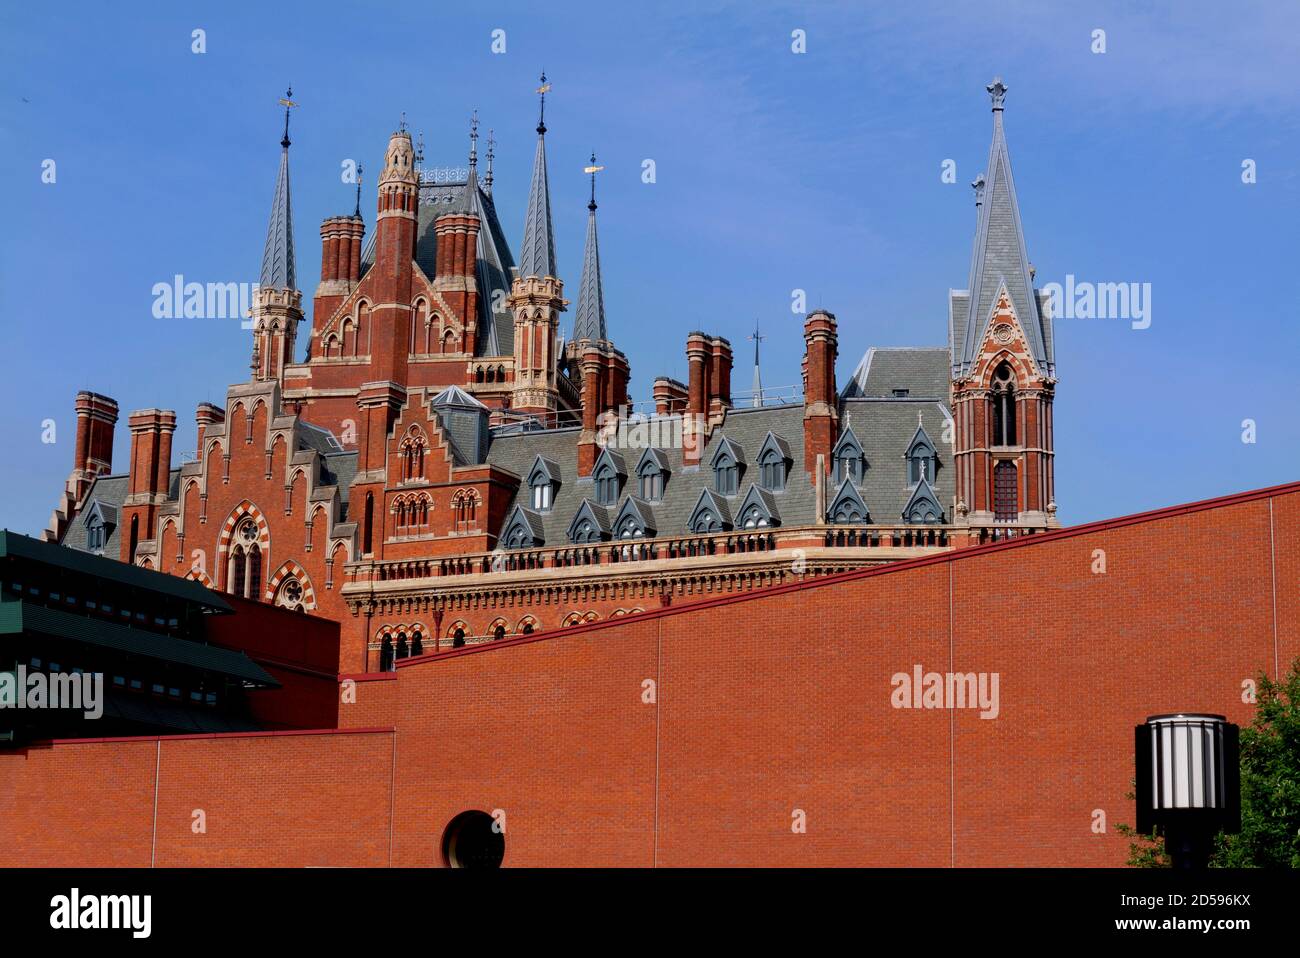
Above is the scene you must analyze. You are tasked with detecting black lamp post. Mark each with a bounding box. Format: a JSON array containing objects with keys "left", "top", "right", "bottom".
[{"left": 1135, "top": 713, "right": 1241, "bottom": 869}]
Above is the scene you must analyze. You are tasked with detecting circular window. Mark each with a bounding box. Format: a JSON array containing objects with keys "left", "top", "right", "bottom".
[{"left": 442, "top": 810, "right": 504, "bottom": 868}]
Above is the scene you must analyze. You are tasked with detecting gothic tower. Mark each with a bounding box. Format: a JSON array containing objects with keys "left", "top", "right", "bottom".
[
  {"left": 250, "top": 88, "right": 304, "bottom": 385},
  {"left": 509, "top": 74, "right": 566, "bottom": 417},
  {"left": 949, "top": 78, "right": 1057, "bottom": 532}
]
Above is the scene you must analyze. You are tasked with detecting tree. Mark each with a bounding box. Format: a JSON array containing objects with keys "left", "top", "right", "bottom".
[{"left": 1211, "top": 660, "right": 1300, "bottom": 867}]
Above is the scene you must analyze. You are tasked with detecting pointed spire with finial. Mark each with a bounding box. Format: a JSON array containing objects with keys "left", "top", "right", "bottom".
[
  {"left": 956, "top": 75, "right": 1051, "bottom": 377},
  {"left": 484, "top": 129, "right": 495, "bottom": 196},
  {"left": 519, "top": 72, "right": 557, "bottom": 279},
  {"left": 468, "top": 110, "right": 479, "bottom": 181},
  {"left": 354, "top": 164, "right": 364, "bottom": 218},
  {"left": 748, "top": 321, "right": 765, "bottom": 407},
  {"left": 573, "top": 152, "right": 606, "bottom": 341},
  {"left": 260, "top": 86, "right": 297, "bottom": 290}
]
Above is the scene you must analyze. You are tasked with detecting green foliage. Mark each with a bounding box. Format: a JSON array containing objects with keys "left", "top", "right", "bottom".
[
  {"left": 1114, "top": 785, "right": 1170, "bottom": 867},
  {"left": 1210, "top": 661, "right": 1300, "bottom": 868}
]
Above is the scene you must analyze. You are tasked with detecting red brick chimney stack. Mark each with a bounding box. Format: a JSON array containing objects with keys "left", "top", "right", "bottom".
[
  {"left": 72, "top": 391, "right": 119, "bottom": 505},
  {"left": 802, "top": 309, "right": 839, "bottom": 481}
]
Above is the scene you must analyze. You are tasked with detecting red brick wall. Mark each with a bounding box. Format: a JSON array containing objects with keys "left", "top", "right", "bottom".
[
  {"left": 4, "top": 482, "right": 1297, "bottom": 867},
  {"left": 0, "top": 730, "right": 393, "bottom": 868}
]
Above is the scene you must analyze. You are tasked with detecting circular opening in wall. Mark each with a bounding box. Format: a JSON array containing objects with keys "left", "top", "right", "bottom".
[{"left": 442, "top": 810, "right": 504, "bottom": 868}]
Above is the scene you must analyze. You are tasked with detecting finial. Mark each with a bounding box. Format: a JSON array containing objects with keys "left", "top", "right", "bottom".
[
  {"left": 278, "top": 85, "right": 298, "bottom": 149},
  {"left": 354, "top": 164, "right": 363, "bottom": 218},
  {"left": 414, "top": 132, "right": 424, "bottom": 169},
  {"left": 469, "top": 110, "right": 479, "bottom": 169},
  {"left": 485, "top": 129, "right": 495, "bottom": 194},
  {"left": 583, "top": 152, "right": 604, "bottom": 211},
  {"left": 399, "top": 110, "right": 407, "bottom": 133},
  {"left": 536, "top": 71, "right": 551, "bottom": 135},
  {"left": 748, "top": 320, "right": 765, "bottom": 345},
  {"left": 987, "top": 76, "right": 1007, "bottom": 112},
  {"left": 972, "top": 172, "right": 986, "bottom": 207}
]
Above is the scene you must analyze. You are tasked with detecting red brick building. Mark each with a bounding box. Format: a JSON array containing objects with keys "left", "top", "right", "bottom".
[
  {"left": 41, "top": 77, "right": 1065, "bottom": 677},
  {"left": 4, "top": 480, "right": 1296, "bottom": 866}
]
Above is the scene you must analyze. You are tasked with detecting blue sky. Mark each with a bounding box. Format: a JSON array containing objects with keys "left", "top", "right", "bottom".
[{"left": 2, "top": 0, "right": 1298, "bottom": 534}]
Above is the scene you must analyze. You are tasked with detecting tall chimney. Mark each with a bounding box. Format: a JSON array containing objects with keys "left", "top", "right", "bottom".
[
  {"left": 72, "top": 391, "right": 119, "bottom": 505},
  {"left": 802, "top": 309, "right": 839, "bottom": 482}
]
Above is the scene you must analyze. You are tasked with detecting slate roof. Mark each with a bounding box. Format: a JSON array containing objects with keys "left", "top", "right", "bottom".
[
  {"left": 259, "top": 142, "right": 296, "bottom": 291},
  {"left": 360, "top": 175, "right": 517, "bottom": 358},
  {"left": 486, "top": 394, "right": 956, "bottom": 545},
  {"left": 843, "top": 347, "right": 949, "bottom": 399},
  {"left": 518, "top": 131, "right": 557, "bottom": 281}
]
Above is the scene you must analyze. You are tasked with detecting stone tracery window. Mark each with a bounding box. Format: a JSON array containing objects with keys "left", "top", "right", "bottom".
[{"left": 227, "top": 517, "right": 262, "bottom": 600}]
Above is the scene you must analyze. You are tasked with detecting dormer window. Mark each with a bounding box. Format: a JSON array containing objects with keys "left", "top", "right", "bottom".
[
  {"left": 591, "top": 449, "right": 627, "bottom": 507},
  {"left": 531, "top": 476, "right": 552, "bottom": 511},
  {"left": 715, "top": 456, "right": 738, "bottom": 496},
  {"left": 635, "top": 449, "right": 669, "bottom": 502},
  {"left": 832, "top": 427, "right": 865, "bottom": 485},
  {"left": 905, "top": 423, "right": 938, "bottom": 486},
  {"left": 86, "top": 515, "right": 105, "bottom": 553},
  {"left": 526, "top": 455, "right": 560, "bottom": 513},
  {"left": 594, "top": 462, "right": 619, "bottom": 505},
  {"left": 756, "top": 433, "right": 791, "bottom": 493}
]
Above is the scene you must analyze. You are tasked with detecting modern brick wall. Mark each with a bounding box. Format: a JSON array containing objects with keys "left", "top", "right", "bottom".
[{"left": 4, "top": 482, "right": 1296, "bottom": 867}]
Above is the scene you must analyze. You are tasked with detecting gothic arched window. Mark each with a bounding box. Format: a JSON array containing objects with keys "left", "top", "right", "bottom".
[
  {"left": 227, "top": 518, "right": 262, "bottom": 600},
  {"left": 594, "top": 463, "right": 618, "bottom": 506},
  {"left": 991, "top": 362, "right": 1018, "bottom": 447},
  {"left": 714, "top": 453, "right": 738, "bottom": 496}
]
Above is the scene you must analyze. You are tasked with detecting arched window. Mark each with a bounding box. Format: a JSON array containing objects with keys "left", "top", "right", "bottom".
[
  {"left": 453, "top": 628, "right": 466, "bottom": 648},
  {"left": 227, "top": 518, "right": 262, "bottom": 600},
  {"left": 396, "top": 633, "right": 409, "bottom": 660},
  {"left": 379, "top": 636, "right": 394, "bottom": 672},
  {"left": 741, "top": 504, "right": 768, "bottom": 528},
  {"left": 411, "top": 631, "right": 423, "bottom": 656},
  {"left": 759, "top": 449, "right": 785, "bottom": 492},
  {"left": 531, "top": 475, "right": 552, "bottom": 511},
  {"left": 128, "top": 514, "right": 139, "bottom": 561},
  {"left": 522, "top": 622, "right": 534, "bottom": 635},
  {"left": 363, "top": 493, "right": 374, "bottom": 554},
  {"left": 714, "top": 454, "right": 738, "bottom": 496},
  {"left": 494, "top": 625, "right": 506, "bottom": 641},
  {"left": 86, "top": 514, "right": 104, "bottom": 553},
  {"left": 991, "top": 362, "right": 1018, "bottom": 446},
  {"left": 594, "top": 463, "right": 618, "bottom": 506}
]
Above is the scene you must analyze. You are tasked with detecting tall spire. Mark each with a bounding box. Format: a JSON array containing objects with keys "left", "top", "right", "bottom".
[
  {"left": 519, "top": 72, "right": 557, "bottom": 279},
  {"left": 749, "top": 321, "right": 765, "bottom": 407},
  {"left": 956, "top": 76, "right": 1050, "bottom": 377},
  {"left": 573, "top": 153, "right": 606, "bottom": 341},
  {"left": 260, "top": 86, "right": 297, "bottom": 290}
]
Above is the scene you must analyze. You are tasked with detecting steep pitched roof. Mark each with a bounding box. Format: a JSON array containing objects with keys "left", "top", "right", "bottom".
[
  {"left": 519, "top": 131, "right": 557, "bottom": 279},
  {"left": 259, "top": 139, "right": 296, "bottom": 291},
  {"left": 573, "top": 188, "right": 606, "bottom": 341},
  {"left": 953, "top": 79, "right": 1051, "bottom": 379}
]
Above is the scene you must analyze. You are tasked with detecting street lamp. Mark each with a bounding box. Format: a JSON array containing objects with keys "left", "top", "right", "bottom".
[{"left": 1135, "top": 713, "right": 1241, "bottom": 869}]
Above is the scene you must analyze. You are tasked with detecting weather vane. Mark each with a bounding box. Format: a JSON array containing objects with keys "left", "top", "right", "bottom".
[
  {"left": 583, "top": 152, "right": 604, "bottom": 210},
  {"left": 536, "top": 71, "right": 551, "bottom": 133},
  {"left": 278, "top": 85, "right": 298, "bottom": 148}
]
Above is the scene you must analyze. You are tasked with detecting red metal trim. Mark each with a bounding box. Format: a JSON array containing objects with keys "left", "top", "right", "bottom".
[{"left": 37, "top": 726, "right": 395, "bottom": 747}]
